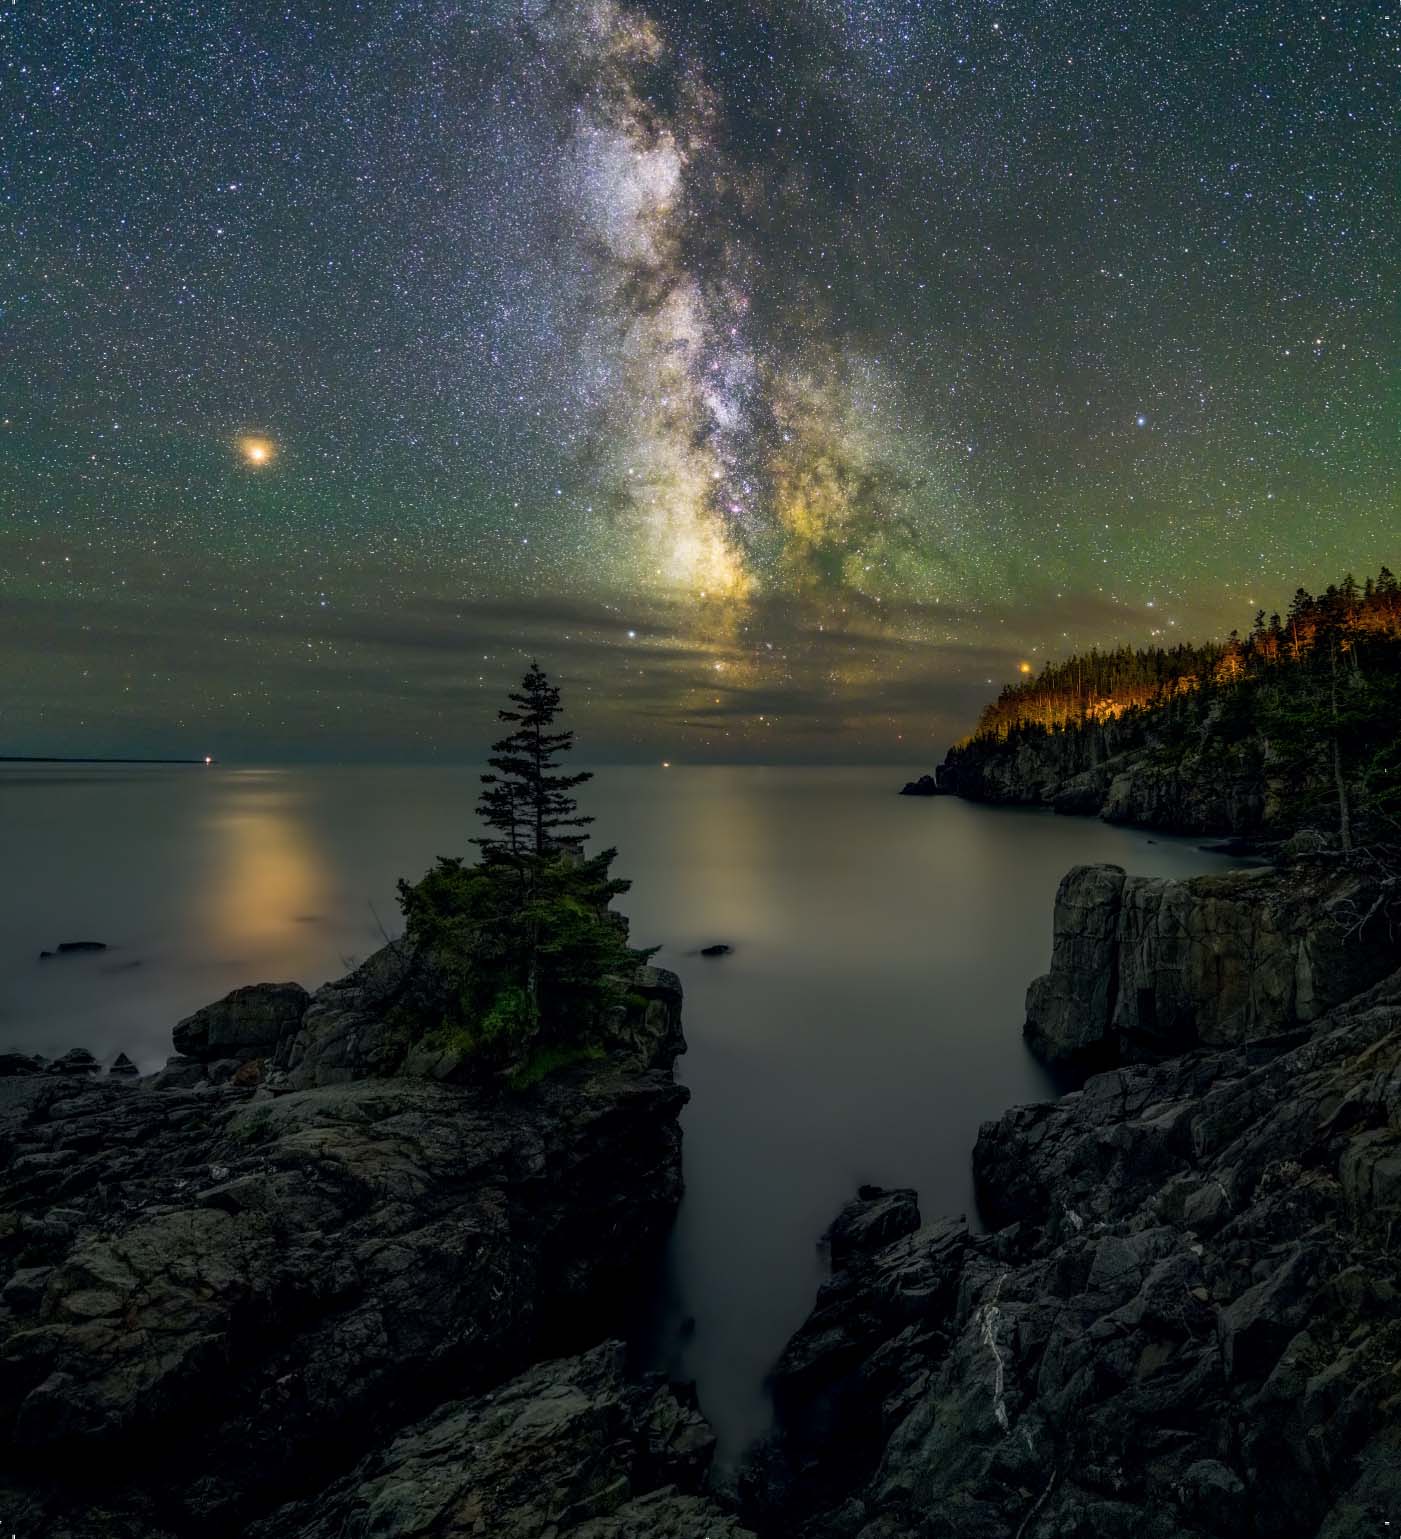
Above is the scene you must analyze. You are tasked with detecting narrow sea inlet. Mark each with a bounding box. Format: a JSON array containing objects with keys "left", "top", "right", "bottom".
[{"left": 0, "top": 762, "right": 1237, "bottom": 1456}]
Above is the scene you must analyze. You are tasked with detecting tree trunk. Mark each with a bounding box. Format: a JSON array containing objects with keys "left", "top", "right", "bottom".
[
  {"left": 1330, "top": 650, "right": 1353, "bottom": 852},
  {"left": 1332, "top": 735, "right": 1352, "bottom": 853}
]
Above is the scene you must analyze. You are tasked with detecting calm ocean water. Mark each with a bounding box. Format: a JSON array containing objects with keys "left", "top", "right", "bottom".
[{"left": 1, "top": 762, "right": 1236, "bottom": 1455}]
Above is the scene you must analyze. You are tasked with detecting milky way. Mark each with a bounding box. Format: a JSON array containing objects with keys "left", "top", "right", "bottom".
[{"left": 4, "top": 1, "right": 1397, "bottom": 759}]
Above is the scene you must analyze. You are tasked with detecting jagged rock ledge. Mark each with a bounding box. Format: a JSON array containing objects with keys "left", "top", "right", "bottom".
[
  {"left": 0, "top": 945, "right": 749, "bottom": 1538},
  {"left": 745, "top": 862, "right": 1401, "bottom": 1539}
]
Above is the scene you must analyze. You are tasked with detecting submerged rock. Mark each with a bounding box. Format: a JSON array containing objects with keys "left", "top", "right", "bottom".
[
  {"left": 700, "top": 943, "right": 733, "bottom": 957},
  {"left": 38, "top": 941, "right": 108, "bottom": 960}
]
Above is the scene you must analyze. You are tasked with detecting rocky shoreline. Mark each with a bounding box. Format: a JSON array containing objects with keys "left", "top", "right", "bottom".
[
  {"left": 4, "top": 852, "right": 1398, "bottom": 1538},
  {"left": 744, "top": 853, "right": 1401, "bottom": 1538},
  {"left": 0, "top": 947, "right": 749, "bottom": 1537},
  {"left": 929, "top": 713, "right": 1276, "bottom": 837}
]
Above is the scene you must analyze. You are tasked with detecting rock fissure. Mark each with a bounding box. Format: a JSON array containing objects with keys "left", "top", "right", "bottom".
[{"left": 977, "top": 1269, "right": 1013, "bottom": 1432}]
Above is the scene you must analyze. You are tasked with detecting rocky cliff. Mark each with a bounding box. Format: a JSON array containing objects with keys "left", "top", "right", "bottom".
[
  {"left": 933, "top": 710, "right": 1281, "bottom": 836},
  {"left": 0, "top": 948, "right": 748, "bottom": 1538},
  {"left": 1023, "top": 856, "right": 1401, "bottom": 1068},
  {"left": 747, "top": 856, "right": 1401, "bottom": 1539}
]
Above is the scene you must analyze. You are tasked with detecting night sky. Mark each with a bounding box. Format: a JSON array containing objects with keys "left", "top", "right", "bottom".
[{"left": 5, "top": 1, "right": 1397, "bottom": 761}]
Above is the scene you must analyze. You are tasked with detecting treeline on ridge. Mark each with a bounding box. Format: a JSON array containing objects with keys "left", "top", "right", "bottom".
[{"left": 971, "top": 569, "right": 1401, "bottom": 741}]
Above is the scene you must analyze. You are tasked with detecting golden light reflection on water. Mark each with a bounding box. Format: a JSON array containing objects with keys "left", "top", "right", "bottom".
[{"left": 202, "top": 775, "right": 326, "bottom": 958}]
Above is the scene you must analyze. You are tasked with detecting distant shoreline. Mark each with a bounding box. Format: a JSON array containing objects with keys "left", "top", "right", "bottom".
[{"left": 0, "top": 756, "right": 213, "bottom": 765}]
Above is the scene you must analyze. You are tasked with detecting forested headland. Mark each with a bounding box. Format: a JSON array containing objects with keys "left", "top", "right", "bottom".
[{"left": 937, "top": 568, "right": 1401, "bottom": 842}]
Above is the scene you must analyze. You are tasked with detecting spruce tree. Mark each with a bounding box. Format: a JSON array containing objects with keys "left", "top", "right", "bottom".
[
  {"left": 397, "top": 662, "right": 655, "bottom": 1083},
  {"left": 474, "top": 662, "right": 593, "bottom": 860}
]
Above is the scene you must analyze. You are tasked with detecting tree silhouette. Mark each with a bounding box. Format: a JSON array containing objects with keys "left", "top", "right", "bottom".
[
  {"left": 397, "top": 662, "right": 654, "bottom": 1084},
  {"left": 475, "top": 662, "right": 593, "bottom": 860}
]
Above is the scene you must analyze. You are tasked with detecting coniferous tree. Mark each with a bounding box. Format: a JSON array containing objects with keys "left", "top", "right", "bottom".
[
  {"left": 396, "top": 663, "right": 655, "bottom": 1085},
  {"left": 474, "top": 661, "right": 593, "bottom": 860}
]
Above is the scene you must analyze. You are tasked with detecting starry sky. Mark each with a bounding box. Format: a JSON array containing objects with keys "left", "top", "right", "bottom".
[{"left": 4, "top": 0, "right": 1397, "bottom": 762}]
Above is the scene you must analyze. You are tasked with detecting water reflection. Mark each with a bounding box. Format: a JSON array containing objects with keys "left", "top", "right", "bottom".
[{"left": 201, "top": 774, "right": 326, "bottom": 961}]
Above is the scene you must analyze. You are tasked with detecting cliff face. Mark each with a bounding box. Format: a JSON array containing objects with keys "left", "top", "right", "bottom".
[
  {"left": 1024, "top": 858, "right": 1401, "bottom": 1067},
  {"left": 936, "top": 713, "right": 1279, "bottom": 836},
  {"left": 0, "top": 954, "right": 743, "bottom": 1538},
  {"left": 749, "top": 968, "right": 1401, "bottom": 1539}
]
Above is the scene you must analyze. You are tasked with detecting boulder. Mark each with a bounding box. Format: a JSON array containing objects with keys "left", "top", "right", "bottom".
[
  {"left": 107, "top": 1052, "right": 139, "bottom": 1076},
  {"left": 46, "top": 1048, "right": 100, "bottom": 1075},
  {"left": 146, "top": 1054, "right": 208, "bottom": 1090},
  {"left": 172, "top": 981, "right": 309, "bottom": 1064},
  {"left": 700, "top": 943, "right": 733, "bottom": 956},
  {"left": 1, "top": 1266, "right": 53, "bottom": 1314},
  {"left": 229, "top": 1057, "right": 263, "bottom": 1088},
  {"left": 271, "top": 941, "right": 447, "bottom": 1088},
  {"left": 0, "top": 1052, "right": 45, "bottom": 1077},
  {"left": 821, "top": 1185, "right": 920, "bottom": 1272}
]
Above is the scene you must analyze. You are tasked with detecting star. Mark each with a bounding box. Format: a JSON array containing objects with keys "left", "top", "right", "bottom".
[{"left": 2, "top": 0, "right": 1394, "bottom": 762}]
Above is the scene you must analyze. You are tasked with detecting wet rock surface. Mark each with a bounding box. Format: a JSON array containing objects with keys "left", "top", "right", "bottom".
[
  {"left": 0, "top": 954, "right": 705, "bottom": 1538},
  {"left": 747, "top": 969, "right": 1401, "bottom": 1539}
]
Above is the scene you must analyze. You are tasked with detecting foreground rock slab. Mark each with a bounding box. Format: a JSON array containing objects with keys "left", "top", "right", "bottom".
[{"left": 251, "top": 1341, "right": 753, "bottom": 1539}]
